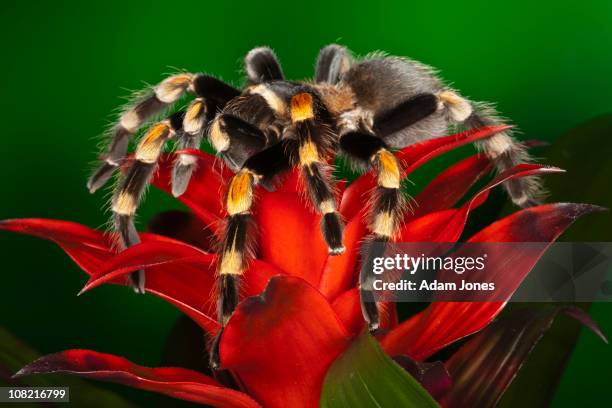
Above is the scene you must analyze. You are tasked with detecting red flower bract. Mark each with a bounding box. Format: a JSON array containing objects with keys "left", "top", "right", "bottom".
[{"left": 1, "top": 126, "right": 599, "bottom": 408}]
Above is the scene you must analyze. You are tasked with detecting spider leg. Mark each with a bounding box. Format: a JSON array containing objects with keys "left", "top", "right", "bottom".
[
  {"left": 244, "top": 47, "right": 284, "bottom": 84},
  {"left": 211, "top": 140, "right": 295, "bottom": 369},
  {"left": 339, "top": 130, "right": 405, "bottom": 331},
  {"left": 88, "top": 74, "right": 240, "bottom": 193},
  {"left": 171, "top": 98, "right": 209, "bottom": 197},
  {"left": 315, "top": 44, "right": 352, "bottom": 84},
  {"left": 111, "top": 111, "right": 184, "bottom": 293},
  {"left": 437, "top": 90, "right": 544, "bottom": 207},
  {"left": 291, "top": 92, "right": 345, "bottom": 254}
]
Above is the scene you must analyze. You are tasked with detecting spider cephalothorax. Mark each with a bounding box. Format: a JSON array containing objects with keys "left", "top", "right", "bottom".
[{"left": 87, "top": 45, "right": 542, "bottom": 367}]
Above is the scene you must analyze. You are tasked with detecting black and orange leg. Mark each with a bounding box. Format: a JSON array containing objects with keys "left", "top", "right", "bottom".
[
  {"left": 434, "top": 89, "right": 544, "bottom": 207},
  {"left": 211, "top": 141, "right": 294, "bottom": 369},
  {"left": 340, "top": 131, "right": 405, "bottom": 331},
  {"left": 88, "top": 74, "right": 240, "bottom": 193},
  {"left": 111, "top": 112, "right": 185, "bottom": 292},
  {"left": 290, "top": 92, "right": 345, "bottom": 254}
]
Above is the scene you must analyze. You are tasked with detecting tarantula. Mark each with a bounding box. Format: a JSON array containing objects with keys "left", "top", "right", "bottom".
[{"left": 87, "top": 45, "right": 541, "bottom": 367}]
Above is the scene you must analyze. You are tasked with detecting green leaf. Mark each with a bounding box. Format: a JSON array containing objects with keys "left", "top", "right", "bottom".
[
  {"left": 320, "top": 331, "right": 440, "bottom": 408},
  {"left": 0, "top": 327, "right": 137, "bottom": 408}
]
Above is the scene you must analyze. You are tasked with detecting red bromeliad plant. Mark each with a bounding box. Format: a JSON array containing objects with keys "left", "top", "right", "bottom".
[{"left": 1, "top": 126, "right": 606, "bottom": 407}]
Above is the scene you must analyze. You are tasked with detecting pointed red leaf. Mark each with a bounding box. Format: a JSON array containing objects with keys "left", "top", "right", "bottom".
[
  {"left": 88, "top": 241, "right": 208, "bottom": 285},
  {"left": 323, "top": 154, "right": 528, "bottom": 308},
  {"left": 219, "top": 276, "right": 352, "bottom": 408},
  {"left": 412, "top": 154, "right": 492, "bottom": 217},
  {"left": 79, "top": 240, "right": 219, "bottom": 333},
  {"left": 382, "top": 203, "right": 602, "bottom": 360},
  {"left": 255, "top": 192, "right": 329, "bottom": 285},
  {"left": 0, "top": 218, "right": 175, "bottom": 276},
  {"left": 398, "top": 164, "right": 564, "bottom": 242},
  {"left": 0, "top": 219, "right": 275, "bottom": 334},
  {"left": 0, "top": 218, "right": 114, "bottom": 274},
  {"left": 14, "top": 350, "right": 260, "bottom": 408},
  {"left": 0, "top": 219, "right": 220, "bottom": 334},
  {"left": 321, "top": 155, "right": 500, "bottom": 317},
  {"left": 81, "top": 241, "right": 286, "bottom": 335}
]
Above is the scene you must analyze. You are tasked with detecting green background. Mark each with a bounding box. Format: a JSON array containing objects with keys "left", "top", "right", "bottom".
[{"left": 1, "top": 0, "right": 611, "bottom": 406}]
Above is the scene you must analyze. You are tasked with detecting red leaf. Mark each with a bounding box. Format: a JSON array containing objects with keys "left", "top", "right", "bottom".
[
  {"left": 0, "top": 219, "right": 220, "bottom": 333},
  {"left": 88, "top": 241, "right": 208, "bottom": 284},
  {"left": 0, "top": 219, "right": 277, "bottom": 335},
  {"left": 14, "top": 349, "right": 260, "bottom": 408},
  {"left": 81, "top": 240, "right": 220, "bottom": 333},
  {"left": 81, "top": 241, "right": 286, "bottom": 335},
  {"left": 331, "top": 289, "right": 364, "bottom": 335},
  {"left": 381, "top": 202, "right": 602, "bottom": 360},
  {"left": 398, "top": 164, "right": 564, "bottom": 242},
  {"left": 412, "top": 154, "right": 492, "bottom": 217},
  {"left": 219, "top": 276, "right": 352, "bottom": 408},
  {"left": 255, "top": 192, "right": 329, "bottom": 285},
  {"left": 0, "top": 218, "right": 113, "bottom": 274},
  {"left": 0, "top": 218, "right": 174, "bottom": 276}
]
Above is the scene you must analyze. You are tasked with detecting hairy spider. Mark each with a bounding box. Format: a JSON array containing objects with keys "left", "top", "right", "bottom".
[{"left": 87, "top": 45, "right": 542, "bottom": 368}]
